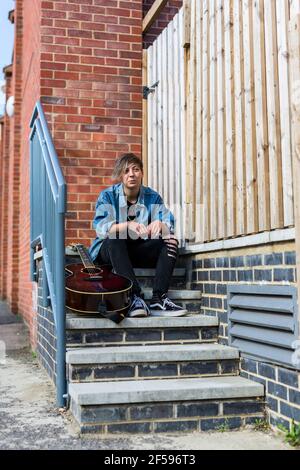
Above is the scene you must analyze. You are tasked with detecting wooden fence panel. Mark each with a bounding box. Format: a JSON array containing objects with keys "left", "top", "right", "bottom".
[
  {"left": 195, "top": 0, "right": 203, "bottom": 242},
  {"left": 146, "top": 9, "right": 186, "bottom": 244},
  {"left": 243, "top": 0, "right": 258, "bottom": 235},
  {"left": 277, "top": 0, "right": 294, "bottom": 226},
  {"left": 202, "top": 0, "right": 210, "bottom": 242},
  {"left": 233, "top": 0, "right": 246, "bottom": 236},
  {"left": 217, "top": 0, "right": 226, "bottom": 240},
  {"left": 253, "top": 0, "right": 270, "bottom": 233},
  {"left": 264, "top": 0, "right": 284, "bottom": 229},
  {"left": 145, "top": 0, "right": 296, "bottom": 245},
  {"left": 224, "top": 0, "right": 236, "bottom": 238}
]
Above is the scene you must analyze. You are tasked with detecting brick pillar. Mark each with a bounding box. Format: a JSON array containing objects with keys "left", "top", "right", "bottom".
[{"left": 40, "top": 0, "right": 143, "bottom": 247}]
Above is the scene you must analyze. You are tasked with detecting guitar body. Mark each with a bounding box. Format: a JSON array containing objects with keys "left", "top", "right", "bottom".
[{"left": 65, "top": 263, "right": 132, "bottom": 317}]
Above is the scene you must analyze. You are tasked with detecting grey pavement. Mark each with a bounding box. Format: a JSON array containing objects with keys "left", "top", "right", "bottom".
[
  {"left": 0, "top": 300, "right": 29, "bottom": 351},
  {"left": 0, "top": 300, "right": 295, "bottom": 450},
  {"left": 0, "top": 300, "right": 22, "bottom": 324}
]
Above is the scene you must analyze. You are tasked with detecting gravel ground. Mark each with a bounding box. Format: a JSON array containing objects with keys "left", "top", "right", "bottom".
[{"left": 0, "top": 348, "right": 294, "bottom": 451}]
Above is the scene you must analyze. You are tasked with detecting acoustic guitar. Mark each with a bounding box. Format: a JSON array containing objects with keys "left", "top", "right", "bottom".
[{"left": 65, "top": 244, "right": 132, "bottom": 323}]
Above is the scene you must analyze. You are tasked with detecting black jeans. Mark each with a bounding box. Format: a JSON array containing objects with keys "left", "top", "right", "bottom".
[{"left": 96, "top": 237, "right": 178, "bottom": 298}]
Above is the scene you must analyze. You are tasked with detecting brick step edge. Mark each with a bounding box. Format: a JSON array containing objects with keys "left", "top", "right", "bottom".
[
  {"left": 66, "top": 326, "right": 219, "bottom": 347},
  {"left": 68, "top": 358, "right": 240, "bottom": 382},
  {"left": 70, "top": 397, "right": 265, "bottom": 435}
]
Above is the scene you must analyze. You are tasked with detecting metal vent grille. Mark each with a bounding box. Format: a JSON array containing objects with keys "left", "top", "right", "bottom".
[{"left": 228, "top": 285, "right": 299, "bottom": 368}]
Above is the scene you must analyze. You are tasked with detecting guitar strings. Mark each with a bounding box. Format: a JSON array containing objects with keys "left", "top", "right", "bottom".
[{"left": 77, "top": 245, "right": 100, "bottom": 277}]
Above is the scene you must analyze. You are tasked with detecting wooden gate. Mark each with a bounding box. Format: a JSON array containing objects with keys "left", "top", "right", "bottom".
[{"left": 143, "top": 8, "right": 186, "bottom": 244}]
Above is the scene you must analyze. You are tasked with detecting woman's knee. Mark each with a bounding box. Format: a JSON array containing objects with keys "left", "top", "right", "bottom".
[{"left": 163, "top": 236, "right": 178, "bottom": 260}]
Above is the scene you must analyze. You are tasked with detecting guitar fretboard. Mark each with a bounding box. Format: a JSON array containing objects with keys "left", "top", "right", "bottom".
[{"left": 76, "top": 245, "right": 95, "bottom": 270}]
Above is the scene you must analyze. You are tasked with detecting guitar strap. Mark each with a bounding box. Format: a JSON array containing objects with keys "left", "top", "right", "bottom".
[{"left": 97, "top": 300, "right": 126, "bottom": 324}]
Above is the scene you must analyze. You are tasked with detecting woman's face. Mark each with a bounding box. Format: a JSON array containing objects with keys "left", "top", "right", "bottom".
[{"left": 121, "top": 163, "right": 143, "bottom": 191}]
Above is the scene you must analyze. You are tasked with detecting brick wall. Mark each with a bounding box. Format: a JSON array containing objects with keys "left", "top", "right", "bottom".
[
  {"left": 0, "top": 67, "right": 12, "bottom": 303},
  {"left": 0, "top": 118, "right": 4, "bottom": 297},
  {"left": 142, "top": 0, "right": 182, "bottom": 48},
  {"left": 0, "top": 0, "right": 143, "bottom": 347},
  {"left": 241, "top": 358, "right": 300, "bottom": 429},
  {"left": 6, "top": 0, "right": 23, "bottom": 314},
  {"left": 40, "top": 0, "right": 143, "bottom": 248},
  {"left": 18, "top": 0, "right": 41, "bottom": 344},
  {"left": 190, "top": 240, "right": 300, "bottom": 427},
  {"left": 36, "top": 259, "right": 57, "bottom": 384},
  {"left": 190, "top": 242, "right": 297, "bottom": 344}
]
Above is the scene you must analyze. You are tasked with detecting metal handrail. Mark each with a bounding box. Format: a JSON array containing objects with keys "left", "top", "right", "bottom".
[{"left": 29, "top": 101, "right": 67, "bottom": 407}]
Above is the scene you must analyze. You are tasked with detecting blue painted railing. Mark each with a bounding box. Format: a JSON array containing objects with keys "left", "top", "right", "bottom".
[{"left": 29, "top": 101, "right": 67, "bottom": 407}]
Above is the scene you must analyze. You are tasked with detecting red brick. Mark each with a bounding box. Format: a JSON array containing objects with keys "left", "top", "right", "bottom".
[{"left": 1, "top": 0, "right": 143, "bottom": 346}]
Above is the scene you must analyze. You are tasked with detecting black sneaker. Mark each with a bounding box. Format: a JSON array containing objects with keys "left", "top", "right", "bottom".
[
  {"left": 149, "top": 294, "right": 187, "bottom": 317},
  {"left": 127, "top": 295, "right": 150, "bottom": 318}
]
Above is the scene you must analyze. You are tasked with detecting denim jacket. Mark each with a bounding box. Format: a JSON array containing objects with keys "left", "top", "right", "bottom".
[{"left": 89, "top": 183, "right": 175, "bottom": 260}]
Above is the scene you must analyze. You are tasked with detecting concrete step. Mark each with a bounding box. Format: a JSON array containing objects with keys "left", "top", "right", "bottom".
[
  {"left": 69, "top": 376, "right": 265, "bottom": 434},
  {"left": 134, "top": 268, "right": 186, "bottom": 277},
  {"left": 134, "top": 268, "right": 186, "bottom": 288},
  {"left": 66, "top": 314, "right": 215, "bottom": 330},
  {"left": 67, "top": 343, "right": 240, "bottom": 383},
  {"left": 65, "top": 252, "right": 186, "bottom": 288},
  {"left": 142, "top": 288, "right": 201, "bottom": 301},
  {"left": 67, "top": 343, "right": 238, "bottom": 365},
  {"left": 66, "top": 314, "right": 218, "bottom": 348},
  {"left": 142, "top": 288, "right": 202, "bottom": 314},
  {"left": 65, "top": 251, "right": 186, "bottom": 279}
]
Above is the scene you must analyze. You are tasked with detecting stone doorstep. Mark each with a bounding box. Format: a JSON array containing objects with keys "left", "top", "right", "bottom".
[
  {"left": 66, "top": 314, "right": 217, "bottom": 330},
  {"left": 69, "top": 376, "right": 264, "bottom": 406},
  {"left": 66, "top": 343, "right": 239, "bottom": 365}
]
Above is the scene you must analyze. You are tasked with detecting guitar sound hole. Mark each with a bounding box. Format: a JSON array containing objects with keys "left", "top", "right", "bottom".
[{"left": 81, "top": 268, "right": 103, "bottom": 275}]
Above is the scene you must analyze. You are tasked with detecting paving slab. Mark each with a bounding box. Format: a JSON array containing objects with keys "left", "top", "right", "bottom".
[
  {"left": 0, "top": 300, "right": 22, "bottom": 324},
  {"left": 0, "top": 301, "right": 29, "bottom": 351}
]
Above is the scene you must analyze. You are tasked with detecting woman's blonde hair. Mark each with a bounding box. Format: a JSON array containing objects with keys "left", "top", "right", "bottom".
[{"left": 112, "top": 153, "right": 143, "bottom": 181}]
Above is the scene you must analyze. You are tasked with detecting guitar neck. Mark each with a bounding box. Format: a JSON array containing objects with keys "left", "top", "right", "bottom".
[{"left": 76, "top": 245, "right": 95, "bottom": 270}]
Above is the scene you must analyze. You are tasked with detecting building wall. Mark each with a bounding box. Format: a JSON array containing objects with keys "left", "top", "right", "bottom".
[
  {"left": 0, "top": 0, "right": 143, "bottom": 347},
  {"left": 39, "top": 0, "right": 143, "bottom": 249},
  {"left": 6, "top": 0, "right": 23, "bottom": 314},
  {"left": 0, "top": 118, "right": 4, "bottom": 297},
  {"left": 0, "top": 68, "right": 12, "bottom": 303},
  {"left": 35, "top": 259, "right": 57, "bottom": 383},
  {"left": 18, "top": 0, "right": 41, "bottom": 344},
  {"left": 241, "top": 357, "right": 300, "bottom": 430},
  {"left": 190, "top": 241, "right": 297, "bottom": 344},
  {"left": 190, "top": 240, "right": 300, "bottom": 427}
]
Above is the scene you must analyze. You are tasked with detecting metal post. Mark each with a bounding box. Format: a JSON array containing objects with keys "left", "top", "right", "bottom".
[{"left": 55, "top": 208, "right": 66, "bottom": 407}]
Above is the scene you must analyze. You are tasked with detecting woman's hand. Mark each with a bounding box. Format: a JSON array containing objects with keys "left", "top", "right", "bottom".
[
  {"left": 147, "top": 221, "right": 169, "bottom": 238},
  {"left": 128, "top": 221, "right": 148, "bottom": 239}
]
